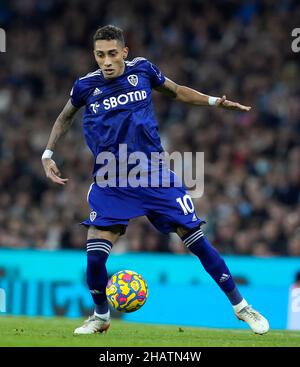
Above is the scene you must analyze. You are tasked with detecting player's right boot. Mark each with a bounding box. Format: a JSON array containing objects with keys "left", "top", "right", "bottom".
[
  {"left": 74, "top": 314, "right": 110, "bottom": 335},
  {"left": 235, "top": 305, "right": 269, "bottom": 335}
]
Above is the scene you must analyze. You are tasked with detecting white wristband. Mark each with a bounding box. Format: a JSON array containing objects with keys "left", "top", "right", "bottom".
[
  {"left": 208, "top": 96, "right": 218, "bottom": 106},
  {"left": 42, "top": 149, "right": 53, "bottom": 160}
]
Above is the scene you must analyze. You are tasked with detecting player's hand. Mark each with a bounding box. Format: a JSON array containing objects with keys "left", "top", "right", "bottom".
[
  {"left": 216, "top": 95, "right": 251, "bottom": 112},
  {"left": 41, "top": 158, "right": 69, "bottom": 185}
]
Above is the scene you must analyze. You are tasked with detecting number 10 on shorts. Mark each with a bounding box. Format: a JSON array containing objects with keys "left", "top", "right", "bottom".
[{"left": 176, "top": 194, "right": 195, "bottom": 215}]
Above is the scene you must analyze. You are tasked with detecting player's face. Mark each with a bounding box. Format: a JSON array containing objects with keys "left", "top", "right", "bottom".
[{"left": 94, "top": 40, "right": 128, "bottom": 79}]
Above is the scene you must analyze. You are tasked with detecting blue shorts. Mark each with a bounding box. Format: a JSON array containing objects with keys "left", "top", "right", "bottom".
[{"left": 82, "top": 173, "right": 205, "bottom": 235}]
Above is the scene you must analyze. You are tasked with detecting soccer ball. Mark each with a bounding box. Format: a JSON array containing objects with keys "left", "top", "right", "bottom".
[{"left": 106, "top": 270, "right": 148, "bottom": 313}]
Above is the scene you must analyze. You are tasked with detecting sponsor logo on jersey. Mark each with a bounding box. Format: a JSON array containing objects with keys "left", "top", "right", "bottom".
[
  {"left": 102, "top": 90, "right": 147, "bottom": 110},
  {"left": 127, "top": 74, "right": 138, "bottom": 86},
  {"left": 90, "top": 102, "right": 100, "bottom": 113}
]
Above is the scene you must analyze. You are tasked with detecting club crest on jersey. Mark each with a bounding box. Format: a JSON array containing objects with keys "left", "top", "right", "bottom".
[{"left": 127, "top": 74, "right": 138, "bottom": 87}]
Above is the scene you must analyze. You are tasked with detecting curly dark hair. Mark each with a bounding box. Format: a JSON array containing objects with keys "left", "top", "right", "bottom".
[{"left": 93, "top": 25, "right": 125, "bottom": 46}]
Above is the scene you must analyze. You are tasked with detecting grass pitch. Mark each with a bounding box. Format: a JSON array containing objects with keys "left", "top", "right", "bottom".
[{"left": 0, "top": 316, "right": 300, "bottom": 347}]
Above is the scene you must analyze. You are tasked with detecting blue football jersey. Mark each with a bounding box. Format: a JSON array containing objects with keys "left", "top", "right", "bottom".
[{"left": 70, "top": 57, "right": 166, "bottom": 176}]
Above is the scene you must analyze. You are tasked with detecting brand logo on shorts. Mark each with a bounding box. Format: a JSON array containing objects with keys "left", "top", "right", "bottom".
[
  {"left": 127, "top": 74, "right": 138, "bottom": 86},
  {"left": 192, "top": 214, "right": 198, "bottom": 222},
  {"left": 90, "top": 211, "right": 97, "bottom": 222}
]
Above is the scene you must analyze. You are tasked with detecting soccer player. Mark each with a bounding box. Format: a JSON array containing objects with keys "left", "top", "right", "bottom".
[{"left": 41, "top": 25, "right": 269, "bottom": 335}]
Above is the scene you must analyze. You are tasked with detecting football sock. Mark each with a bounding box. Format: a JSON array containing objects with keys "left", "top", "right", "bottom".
[
  {"left": 86, "top": 238, "right": 112, "bottom": 314},
  {"left": 94, "top": 308, "right": 110, "bottom": 320},
  {"left": 232, "top": 298, "right": 248, "bottom": 313},
  {"left": 181, "top": 227, "right": 243, "bottom": 306},
  {"left": 95, "top": 301, "right": 109, "bottom": 318}
]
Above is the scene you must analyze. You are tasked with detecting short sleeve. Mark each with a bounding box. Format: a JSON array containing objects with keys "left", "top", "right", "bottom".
[
  {"left": 70, "top": 79, "right": 85, "bottom": 108},
  {"left": 147, "top": 61, "right": 166, "bottom": 88}
]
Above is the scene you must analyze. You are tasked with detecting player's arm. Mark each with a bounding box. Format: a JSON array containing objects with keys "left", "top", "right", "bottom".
[
  {"left": 155, "top": 78, "right": 251, "bottom": 112},
  {"left": 41, "top": 99, "right": 78, "bottom": 185}
]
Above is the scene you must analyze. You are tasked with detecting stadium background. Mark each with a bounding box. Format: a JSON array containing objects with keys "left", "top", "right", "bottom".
[{"left": 0, "top": 0, "right": 300, "bottom": 330}]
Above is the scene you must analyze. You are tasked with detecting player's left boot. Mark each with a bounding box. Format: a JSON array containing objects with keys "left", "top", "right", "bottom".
[
  {"left": 74, "top": 314, "right": 110, "bottom": 335},
  {"left": 235, "top": 305, "right": 269, "bottom": 334}
]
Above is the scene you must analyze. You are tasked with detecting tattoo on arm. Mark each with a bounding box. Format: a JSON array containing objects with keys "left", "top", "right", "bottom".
[
  {"left": 46, "top": 99, "right": 78, "bottom": 150},
  {"left": 154, "top": 78, "right": 179, "bottom": 98}
]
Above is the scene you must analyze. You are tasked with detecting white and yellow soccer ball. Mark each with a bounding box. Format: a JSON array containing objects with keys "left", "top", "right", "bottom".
[{"left": 106, "top": 270, "right": 148, "bottom": 313}]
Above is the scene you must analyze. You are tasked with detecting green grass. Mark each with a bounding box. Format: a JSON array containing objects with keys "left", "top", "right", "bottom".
[{"left": 0, "top": 316, "right": 300, "bottom": 347}]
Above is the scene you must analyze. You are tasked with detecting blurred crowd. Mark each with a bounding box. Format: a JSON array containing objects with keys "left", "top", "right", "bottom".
[{"left": 0, "top": 0, "right": 299, "bottom": 256}]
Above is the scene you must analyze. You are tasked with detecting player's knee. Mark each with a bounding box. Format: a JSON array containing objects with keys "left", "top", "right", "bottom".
[
  {"left": 87, "top": 225, "right": 122, "bottom": 244},
  {"left": 176, "top": 226, "right": 191, "bottom": 237}
]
